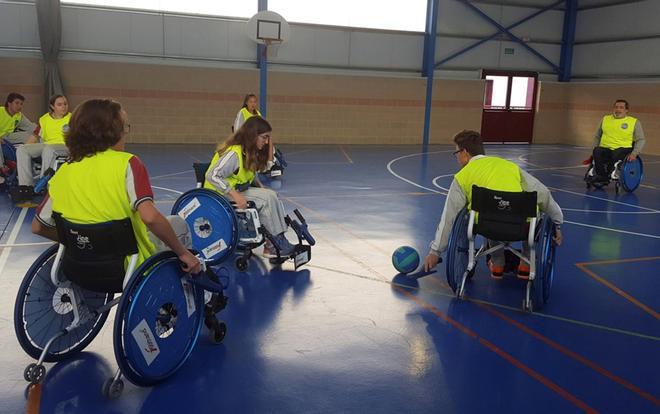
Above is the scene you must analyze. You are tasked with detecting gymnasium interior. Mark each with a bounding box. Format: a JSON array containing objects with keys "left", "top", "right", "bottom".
[{"left": 0, "top": 1, "right": 658, "bottom": 413}]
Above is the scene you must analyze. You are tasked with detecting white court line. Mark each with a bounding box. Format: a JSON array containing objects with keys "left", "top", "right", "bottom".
[
  {"left": 431, "top": 175, "right": 452, "bottom": 192},
  {"left": 0, "top": 208, "right": 28, "bottom": 276},
  {"left": 309, "top": 263, "right": 660, "bottom": 342},
  {"left": 152, "top": 186, "right": 183, "bottom": 195},
  {"left": 0, "top": 241, "right": 52, "bottom": 248},
  {"left": 561, "top": 208, "right": 657, "bottom": 214},
  {"left": 564, "top": 220, "right": 660, "bottom": 239},
  {"left": 548, "top": 186, "right": 660, "bottom": 212},
  {"left": 151, "top": 170, "right": 191, "bottom": 180},
  {"left": 386, "top": 151, "right": 452, "bottom": 194}
]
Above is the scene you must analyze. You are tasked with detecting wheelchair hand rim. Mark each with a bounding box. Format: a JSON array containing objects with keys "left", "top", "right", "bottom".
[
  {"left": 114, "top": 252, "right": 204, "bottom": 386},
  {"left": 620, "top": 157, "right": 643, "bottom": 192},
  {"left": 171, "top": 189, "right": 239, "bottom": 266},
  {"left": 14, "top": 245, "right": 113, "bottom": 361}
]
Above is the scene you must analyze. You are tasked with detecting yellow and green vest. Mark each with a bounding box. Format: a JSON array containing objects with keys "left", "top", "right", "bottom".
[
  {"left": 39, "top": 112, "right": 71, "bottom": 145},
  {"left": 204, "top": 145, "right": 255, "bottom": 193},
  {"left": 455, "top": 156, "right": 523, "bottom": 208},
  {"left": 240, "top": 107, "right": 261, "bottom": 122},
  {"left": 49, "top": 149, "right": 155, "bottom": 266},
  {"left": 0, "top": 106, "right": 22, "bottom": 137},
  {"left": 600, "top": 115, "right": 636, "bottom": 150}
]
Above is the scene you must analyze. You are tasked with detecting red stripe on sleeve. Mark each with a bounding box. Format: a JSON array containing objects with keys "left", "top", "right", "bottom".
[{"left": 128, "top": 156, "right": 154, "bottom": 200}]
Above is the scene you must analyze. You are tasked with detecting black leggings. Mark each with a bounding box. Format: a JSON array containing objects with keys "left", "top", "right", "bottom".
[{"left": 592, "top": 146, "right": 632, "bottom": 179}]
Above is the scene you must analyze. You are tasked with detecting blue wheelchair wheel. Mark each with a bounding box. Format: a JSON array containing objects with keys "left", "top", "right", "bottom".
[
  {"left": 620, "top": 157, "right": 643, "bottom": 193},
  {"left": 446, "top": 208, "right": 470, "bottom": 293},
  {"left": 531, "top": 216, "right": 555, "bottom": 309},
  {"left": 171, "top": 189, "right": 238, "bottom": 266},
  {"left": 14, "top": 245, "right": 114, "bottom": 361},
  {"left": 113, "top": 251, "right": 204, "bottom": 386}
]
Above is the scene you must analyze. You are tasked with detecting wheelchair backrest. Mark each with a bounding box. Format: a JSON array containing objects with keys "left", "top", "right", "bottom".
[
  {"left": 53, "top": 212, "right": 139, "bottom": 293},
  {"left": 193, "top": 162, "right": 211, "bottom": 187},
  {"left": 471, "top": 185, "right": 537, "bottom": 241}
]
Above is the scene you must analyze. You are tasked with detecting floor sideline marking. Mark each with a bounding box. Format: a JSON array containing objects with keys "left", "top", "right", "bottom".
[
  {"left": 564, "top": 220, "right": 660, "bottom": 239},
  {"left": 0, "top": 208, "right": 28, "bottom": 277}
]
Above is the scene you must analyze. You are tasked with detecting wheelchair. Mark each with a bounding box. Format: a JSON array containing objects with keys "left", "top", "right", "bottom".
[
  {"left": 261, "top": 147, "right": 288, "bottom": 179},
  {"left": 445, "top": 186, "right": 557, "bottom": 312},
  {"left": 14, "top": 213, "right": 228, "bottom": 398},
  {"left": 1, "top": 141, "right": 68, "bottom": 198},
  {"left": 584, "top": 155, "right": 643, "bottom": 194},
  {"left": 170, "top": 163, "right": 315, "bottom": 272}
]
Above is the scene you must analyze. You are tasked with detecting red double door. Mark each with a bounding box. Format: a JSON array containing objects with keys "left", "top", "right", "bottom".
[{"left": 481, "top": 70, "right": 538, "bottom": 143}]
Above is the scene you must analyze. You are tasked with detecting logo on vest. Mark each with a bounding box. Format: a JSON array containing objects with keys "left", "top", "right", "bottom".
[
  {"left": 70, "top": 229, "right": 93, "bottom": 250},
  {"left": 494, "top": 196, "right": 511, "bottom": 211},
  {"left": 62, "top": 124, "right": 70, "bottom": 133},
  {"left": 621, "top": 123, "right": 628, "bottom": 130}
]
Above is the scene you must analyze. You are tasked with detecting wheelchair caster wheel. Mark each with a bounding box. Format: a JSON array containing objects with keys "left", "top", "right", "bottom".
[
  {"left": 102, "top": 378, "right": 124, "bottom": 399},
  {"left": 235, "top": 257, "right": 248, "bottom": 272},
  {"left": 24, "top": 363, "right": 46, "bottom": 384},
  {"left": 209, "top": 320, "right": 227, "bottom": 344}
]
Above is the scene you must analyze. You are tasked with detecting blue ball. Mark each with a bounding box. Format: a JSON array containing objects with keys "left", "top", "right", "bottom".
[{"left": 392, "top": 246, "right": 420, "bottom": 274}]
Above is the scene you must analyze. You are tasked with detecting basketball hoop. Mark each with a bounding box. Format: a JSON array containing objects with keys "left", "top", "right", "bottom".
[
  {"left": 246, "top": 11, "right": 290, "bottom": 60},
  {"left": 264, "top": 38, "right": 282, "bottom": 59}
]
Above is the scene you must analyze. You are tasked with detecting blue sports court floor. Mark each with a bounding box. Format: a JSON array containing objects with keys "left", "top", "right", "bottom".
[{"left": 1, "top": 144, "right": 658, "bottom": 413}]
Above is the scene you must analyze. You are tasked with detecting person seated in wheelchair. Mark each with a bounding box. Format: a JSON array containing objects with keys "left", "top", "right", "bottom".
[
  {"left": 1, "top": 92, "right": 36, "bottom": 183},
  {"left": 423, "top": 130, "right": 563, "bottom": 279},
  {"left": 233, "top": 94, "right": 286, "bottom": 179},
  {"left": 13, "top": 94, "right": 71, "bottom": 202},
  {"left": 31, "top": 98, "right": 201, "bottom": 277},
  {"left": 586, "top": 99, "right": 645, "bottom": 186},
  {"left": 204, "top": 116, "right": 297, "bottom": 258}
]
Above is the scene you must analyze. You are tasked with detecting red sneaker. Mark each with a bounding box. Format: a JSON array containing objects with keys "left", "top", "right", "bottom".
[
  {"left": 517, "top": 262, "right": 531, "bottom": 280},
  {"left": 488, "top": 260, "right": 504, "bottom": 280}
]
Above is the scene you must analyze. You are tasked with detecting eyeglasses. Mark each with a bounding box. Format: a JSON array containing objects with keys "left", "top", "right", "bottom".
[{"left": 452, "top": 148, "right": 464, "bottom": 155}]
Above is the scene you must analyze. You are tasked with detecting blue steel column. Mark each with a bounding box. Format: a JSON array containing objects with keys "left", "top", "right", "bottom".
[
  {"left": 559, "top": 0, "right": 577, "bottom": 82},
  {"left": 422, "top": 0, "right": 439, "bottom": 152},
  {"left": 258, "top": 0, "right": 268, "bottom": 116}
]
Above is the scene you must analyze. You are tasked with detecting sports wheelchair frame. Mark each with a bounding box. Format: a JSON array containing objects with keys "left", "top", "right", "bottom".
[
  {"left": 445, "top": 186, "right": 556, "bottom": 312},
  {"left": 585, "top": 155, "right": 643, "bottom": 194},
  {"left": 14, "top": 214, "right": 228, "bottom": 398},
  {"left": 171, "top": 163, "right": 315, "bottom": 271}
]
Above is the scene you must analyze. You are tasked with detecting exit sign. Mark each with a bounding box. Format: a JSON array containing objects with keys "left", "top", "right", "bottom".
[{"left": 504, "top": 48, "right": 515, "bottom": 55}]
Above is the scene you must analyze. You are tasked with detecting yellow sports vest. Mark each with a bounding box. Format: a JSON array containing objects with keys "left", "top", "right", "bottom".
[
  {"left": 203, "top": 145, "right": 255, "bottom": 193},
  {"left": 240, "top": 107, "right": 261, "bottom": 122},
  {"left": 600, "top": 115, "right": 636, "bottom": 150},
  {"left": 455, "top": 156, "right": 523, "bottom": 208},
  {"left": 49, "top": 149, "right": 155, "bottom": 266},
  {"left": 39, "top": 112, "right": 71, "bottom": 145},
  {"left": 0, "top": 107, "right": 22, "bottom": 137}
]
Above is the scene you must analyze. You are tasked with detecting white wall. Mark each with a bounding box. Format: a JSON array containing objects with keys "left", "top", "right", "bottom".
[
  {"left": 573, "top": 0, "right": 660, "bottom": 78},
  {"left": 3, "top": 0, "right": 656, "bottom": 81}
]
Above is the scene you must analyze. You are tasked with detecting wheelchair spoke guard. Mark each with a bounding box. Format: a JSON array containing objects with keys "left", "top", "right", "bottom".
[
  {"left": 446, "top": 208, "right": 470, "bottom": 293},
  {"left": 620, "top": 157, "right": 643, "bottom": 192},
  {"left": 171, "top": 189, "right": 239, "bottom": 265},
  {"left": 114, "top": 252, "right": 204, "bottom": 386},
  {"left": 531, "top": 216, "right": 556, "bottom": 310},
  {"left": 14, "top": 245, "right": 113, "bottom": 361}
]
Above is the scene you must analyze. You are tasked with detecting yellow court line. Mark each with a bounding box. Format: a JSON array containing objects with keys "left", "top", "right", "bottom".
[{"left": 339, "top": 145, "right": 354, "bottom": 164}]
